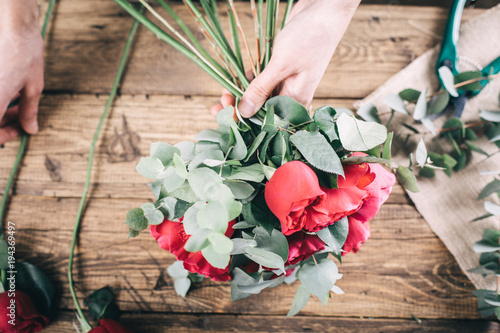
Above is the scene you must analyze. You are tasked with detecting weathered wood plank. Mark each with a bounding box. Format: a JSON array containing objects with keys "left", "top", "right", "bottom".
[
  {"left": 41, "top": 1, "right": 486, "bottom": 98},
  {"left": 3, "top": 193, "right": 479, "bottom": 319},
  {"left": 0, "top": 94, "right": 409, "bottom": 204},
  {"left": 43, "top": 312, "right": 500, "bottom": 333}
]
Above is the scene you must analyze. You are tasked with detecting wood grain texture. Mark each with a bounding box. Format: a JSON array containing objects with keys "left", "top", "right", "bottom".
[
  {"left": 41, "top": 1, "right": 486, "bottom": 98},
  {"left": 43, "top": 312, "right": 500, "bottom": 333}
]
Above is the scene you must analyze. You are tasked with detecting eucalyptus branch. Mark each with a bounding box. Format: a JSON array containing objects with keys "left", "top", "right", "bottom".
[{"left": 67, "top": 6, "right": 142, "bottom": 329}]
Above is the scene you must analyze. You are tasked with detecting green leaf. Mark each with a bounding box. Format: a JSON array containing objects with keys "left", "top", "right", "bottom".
[
  {"left": 229, "top": 126, "right": 248, "bottom": 160},
  {"left": 168, "top": 181, "right": 199, "bottom": 203},
  {"left": 455, "top": 71, "right": 483, "bottom": 91},
  {"left": 237, "top": 275, "right": 286, "bottom": 294},
  {"left": 173, "top": 277, "right": 191, "bottom": 298},
  {"left": 241, "top": 196, "right": 280, "bottom": 235},
  {"left": 413, "top": 88, "right": 428, "bottom": 120},
  {"left": 313, "top": 106, "right": 338, "bottom": 141},
  {"left": 167, "top": 261, "right": 189, "bottom": 279},
  {"left": 438, "top": 66, "right": 459, "bottom": 97},
  {"left": 15, "top": 262, "right": 55, "bottom": 317},
  {"left": 160, "top": 167, "right": 186, "bottom": 192},
  {"left": 85, "top": 286, "right": 119, "bottom": 321},
  {"left": 383, "top": 93, "right": 408, "bottom": 114},
  {"left": 189, "top": 149, "right": 225, "bottom": 171},
  {"left": 465, "top": 141, "right": 488, "bottom": 156},
  {"left": 150, "top": 142, "right": 180, "bottom": 165},
  {"left": 216, "top": 106, "right": 237, "bottom": 128},
  {"left": 126, "top": 208, "right": 148, "bottom": 231},
  {"left": 382, "top": 132, "right": 394, "bottom": 160},
  {"left": 290, "top": 130, "right": 344, "bottom": 176},
  {"left": 357, "top": 104, "right": 381, "bottom": 123},
  {"left": 428, "top": 91, "right": 450, "bottom": 115},
  {"left": 245, "top": 247, "right": 285, "bottom": 271},
  {"left": 479, "top": 110, "right": 500, "bottom": 122},
  {"left": 227, "top": 164, "right": 266, "bottom": 182},
  {"left": 485, "top": 201, "right": 500, "bottom": 216},
  {"left": 231, "top": 268, "right": 258, "bottom": 301},
  {"left": 155, "top": 197, "right": 177, "bottom": 220},
  {"left": 399, "top": 88, "right": 421, "bottom": 102},
  {"left": 187, "top": 168, "right": 223, "bottom": 201},
  {"left": 128, "top": 228, "right": 140, "bottom": 238},
  {"left": 472, "top": 213, "right": 494, "bottom": 222},
  {"left": 298, "top": 258, "right": 338, "bottom": 301},
  {"left": 195, "top": 129, "right": 222, "bottom": 142},
  {"left": 415, "top": 139, "right": 427, "bottom": 166},
  {"left": 197, "top": 201, "right": 229, "bottom": 233},
  {"left": 337, "top": 113, "right": 388, "bottom": 152},
  {"left": 342, "top": 156, "right": 391, "bottom": 165},
  {"left": 141, "top": 203, "right": 164, "bottom": 225},
  {"left": 136, "top": 157, "right": 164, "bottom": 179},
  {"left": 208, "top": 233, "right": 234, "bottom": 254},
  {"left": 253, "top": 227, "right": 289, "bottom": 262},
  {"left": 244, "top": 131, "right": 267, "bottom": 162},
  {"left": 316, "top": 217, "right": 349, "bottom": 256},
  {"left": 172, "top": 153, "right": 188, "bottom": 178},
  {"left": 287, "top": 284, "right": 311, "bottom": 317},
  {"left": 175, "top": 141, "right": 196, "bottom": 161},
  {"left": 224, "top": 180, "right": 255, "bottom": 200},
  {"left": 184, "top": 229, "right": 210, "bottom": 252},
  {"left": 182, "top": 201, "right": 205, "bottom": 235},
  {"left": 266, "top": 96, "right": 312, "bottom": 126},
  {"left": 473, "top": 240, "right": 500, "bottom": 253},
  {"left": 396, "top": 165, "right": 419, "bottom": 193},
  {"left": 478, "top": 179, "right": 500, "bottom": 200},
  {"left": 231, "top": 239, "right": 258, "bottom": 255},
  {"left": 202, "top": 245, "right": 230, "bottom": 268}
]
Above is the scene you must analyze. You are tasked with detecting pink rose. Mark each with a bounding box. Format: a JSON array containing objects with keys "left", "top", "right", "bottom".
[
  {"left": 343, "top": 217, "right": 370, "bottom": 254},
  {"left": 88, "top": 319, "right": 134, "bottom": 333},
  {"left": 286, "top": 232, "right": 325, "bottom": 265},
  {"left": 150, "top": 218, "right": 235, "bottom": 281}
]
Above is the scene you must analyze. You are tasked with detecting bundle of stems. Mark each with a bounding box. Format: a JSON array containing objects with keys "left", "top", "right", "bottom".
[{"left": 112, "top": 0, "right": 294, "bottom": 99}]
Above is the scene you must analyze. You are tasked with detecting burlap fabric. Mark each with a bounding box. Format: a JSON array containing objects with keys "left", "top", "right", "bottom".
[{"left": 355, "top": 5, "right": 500, "bottom": 289}]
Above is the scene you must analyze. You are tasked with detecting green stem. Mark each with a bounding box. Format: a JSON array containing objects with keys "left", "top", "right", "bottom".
[
  {"left": 281, "top": 0, "right": 294, "bottom": 30},
  {"left": 227, "top": 2, "right": 243, "bottom": 71},
  {"left": 263, "top": 0, "right": 277, "bottom": 69},
  {"left": 182, "top": 0, "right": 249, "bottom": 89},
  {"left": 112, "top": 0, "right": 243, "bottom": 97},
  {"left": 154, "top": 0, "right": 230, "bottom": 78},
  {"left": 257, "top": 0, "right": 264, "bottom": 68},
  {"left": 0, "top": 0, "right": 56, "bottom": 235},
  {"left": 67, "top": 6, "right": 142, "bottom": 329}
]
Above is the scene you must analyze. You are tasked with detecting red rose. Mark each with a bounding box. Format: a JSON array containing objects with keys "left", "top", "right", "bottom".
[
  {"left": 286, "top": 232, "right": 325, "bottom": 265},
  {"left": 264, "top": 161, "right": 329, "bottom": 235},
  {"left": 89, "top": 319, "right": 134, "bottom": 333},
  {"left": 343, "top": 217, "right": 370, "bottom": 254},
  {"left": 0, "top": 291, "right": 48, "bottom": 333},
  {"left": 150, "top": 219, "right": 235, "bottom": 281}
]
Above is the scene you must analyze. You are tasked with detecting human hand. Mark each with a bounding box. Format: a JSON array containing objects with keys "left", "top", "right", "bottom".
[
  {"left": 0, "top": 0, "right": 43, "bottom": 144},
  {"left": 235, "top": 0, "right": 360, "bottom": 118}
]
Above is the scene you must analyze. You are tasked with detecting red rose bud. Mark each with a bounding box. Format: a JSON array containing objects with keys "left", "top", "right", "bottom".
[
  {"left": 286, "top": 232, "right": 325, "bottom": 265},
  {"left": 89, "top": 319, "right": 134, "bottom": 333},
  {"left": 0, "top": 291, "right": 49, "bottom": 333},
  {"left": 264, "top": 161, "right": 328, "bottom": 235},
  {"left": 150, "top": 219, "right": 235, "bottom": 281}
]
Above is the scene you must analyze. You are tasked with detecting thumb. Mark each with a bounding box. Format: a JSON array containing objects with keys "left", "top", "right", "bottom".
[{"left": 238, "top": 64, "right": 284, "bottom": 118}]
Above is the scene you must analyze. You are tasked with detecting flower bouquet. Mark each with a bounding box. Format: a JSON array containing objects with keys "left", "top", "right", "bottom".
[{"left": 113, "top": 0, "right": 400, "bottom": 315}]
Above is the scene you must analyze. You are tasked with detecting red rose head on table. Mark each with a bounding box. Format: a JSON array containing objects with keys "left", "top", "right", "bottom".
[{"left": 126, "top": 97, "right": 396, "bottom": 316}]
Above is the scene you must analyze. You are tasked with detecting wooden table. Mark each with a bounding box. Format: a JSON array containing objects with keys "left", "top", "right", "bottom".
[{"left": 1, "top": 1, "right": 500, "bottom": 332}]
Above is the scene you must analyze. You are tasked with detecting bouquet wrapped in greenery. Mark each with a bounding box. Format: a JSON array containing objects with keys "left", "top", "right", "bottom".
[{"left": 113, "top": 0, "right": 402, "bottom": 315}]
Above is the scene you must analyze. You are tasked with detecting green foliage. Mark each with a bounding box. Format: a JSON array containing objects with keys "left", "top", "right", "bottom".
[
  {"left": 85, "top": 287, "right": 120, "bottom": 321},
  {"left": 141, "top": 202, "right": 164, "bottom": 225},
  {"left": 266, "top": 96, "right": 312, "bottom": 126},
  {"left": 473, "top": 229, "right": 500, "bottom": 253},
  {"left": 316, "top": 217, "right": 349, "bottom": 256},
  {"left": 413, "top": 87, "right": 428, "bottom": 120},
  {"left": 478, "top": 179, "right": 500, "bottom": 200},
  {"left": 290, "top": 130, "right": 344, "bottom": 175},
  {"left": 126, "top": 208, "right": 148, "bottom": 231},
  {"left": 399, "top": 88, "right": 421, "bottom": 102},
  {"left": 297, "top": 257, "right": 339, "bottom": 301},
  {"left": 454, "top": 71, "right": 483, "bottom": 91},
  {"left": 16, "top": 262, "right": 55, "bottom": 317},
  {"left": 396, "top": 165, "right": 419, "bottom": 193},
  {"left": 336, "top": 113, "right": 388, "bottom": 152},
  {"left": 357, "top": 104, "right": 381, "bottom": 123},
  {"left": 287, "top": 284, "right": 311, "bottom": 317},
  {"left": 167, "top": 261, "right": 191, "bottom": 298},
  {"left": 383, "top": 93, "right": 408, "bottom": 114},
  {"left": 313, "top": 106, "right": 338, "bottom": 141},
  {"left": 428, "top": 91, "right": 450, "bottom": 115}
]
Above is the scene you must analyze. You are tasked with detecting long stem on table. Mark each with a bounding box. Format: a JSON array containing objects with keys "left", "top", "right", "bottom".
[
  {"left": 67, "top": 7, "right": 142, "bottom": 329},
  {"left": 112, "top": 0, "right": 243, "bottom": 97},
  {"left": 154, "top": 0, "right": 230, "bottom": 78}
]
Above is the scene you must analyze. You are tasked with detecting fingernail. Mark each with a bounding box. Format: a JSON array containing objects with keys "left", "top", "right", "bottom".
[
  {"left": 238, "top": 99, "right": 256, "bottom": 118},
  {"left": 26, "top": 121, "right": 39, "bottom": 134}
]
